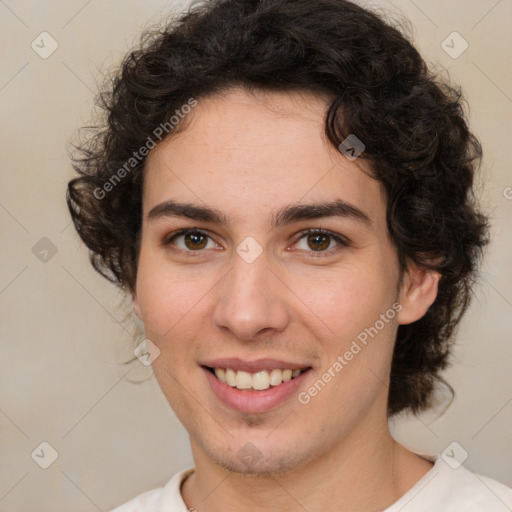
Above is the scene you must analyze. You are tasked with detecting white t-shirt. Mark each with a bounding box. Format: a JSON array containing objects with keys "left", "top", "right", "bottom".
[{"left": 109, "top": 454, "right": 512, "bottom": 511}]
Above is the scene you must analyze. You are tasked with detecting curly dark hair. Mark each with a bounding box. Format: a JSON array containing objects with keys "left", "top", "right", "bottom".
[{"left": 67, "top": 0, "right": 489, "bottom": 416}]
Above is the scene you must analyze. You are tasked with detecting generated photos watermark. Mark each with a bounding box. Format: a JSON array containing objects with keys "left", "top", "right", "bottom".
[
  {"left": 93, "top": 97, "right": 198, "bottom": 200},
  {"left": 298, "top": 302, "right": 402, "bottom": 404}
]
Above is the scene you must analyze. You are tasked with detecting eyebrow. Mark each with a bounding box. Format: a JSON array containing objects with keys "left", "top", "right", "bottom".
[
  {"left": 147, "top": 201, "right": 229, "bottom": 224},
  {"left": 147, "top": 199, "right": 371, "bottom": 228},
  {"left": 272, "top": 200, "right": 371, "bottom": 227}
]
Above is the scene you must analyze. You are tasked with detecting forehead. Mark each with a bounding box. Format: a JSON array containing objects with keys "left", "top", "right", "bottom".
[{"left": 142, "top": 88, "right": 386, "bottom": 225}]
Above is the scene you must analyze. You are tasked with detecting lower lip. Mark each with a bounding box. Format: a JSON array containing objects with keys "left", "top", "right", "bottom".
[{"left": 203, "top": 367, "right": 311, "bottom": 414}]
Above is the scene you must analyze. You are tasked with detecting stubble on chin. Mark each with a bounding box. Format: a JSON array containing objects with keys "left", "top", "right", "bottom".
[{"left": 198, "top": 431, "right": 313, "bottom": 477}]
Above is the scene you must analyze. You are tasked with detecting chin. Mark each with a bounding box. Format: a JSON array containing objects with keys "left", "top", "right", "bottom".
[
  {"left": 200, "top": 436, "right": 314, "bottom": 477},
  {"left": 214, "top": 453, "right": 305, "bottom": 477}
]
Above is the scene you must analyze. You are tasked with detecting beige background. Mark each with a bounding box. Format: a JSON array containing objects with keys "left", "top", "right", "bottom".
[{"left": 1, "top": 0, "right": 511, "bottom": 510}]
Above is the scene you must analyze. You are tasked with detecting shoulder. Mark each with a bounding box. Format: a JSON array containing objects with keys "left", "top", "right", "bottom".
[
  {"left": 388, "top": 454, "right": 512, "bottom": 511},
  {"left": 107, "top": 468, "right": 194, "bottom": 512}
]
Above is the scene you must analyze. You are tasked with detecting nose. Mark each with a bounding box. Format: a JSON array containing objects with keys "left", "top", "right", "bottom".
[{"left": 213, "top": 251, "right": 290, "bottom": 341}]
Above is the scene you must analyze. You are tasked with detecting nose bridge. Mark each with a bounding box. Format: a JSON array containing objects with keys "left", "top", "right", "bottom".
[{"left": 213, "top": 248, "right": 289, "bottom": 340}]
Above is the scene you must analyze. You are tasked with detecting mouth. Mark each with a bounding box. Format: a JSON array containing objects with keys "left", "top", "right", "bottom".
[
  {"left": 204, "top": 366, "right": 309, "bottom": 391},
  {"left": 200, "top": 359, "right": 313, "bottom": 414}
]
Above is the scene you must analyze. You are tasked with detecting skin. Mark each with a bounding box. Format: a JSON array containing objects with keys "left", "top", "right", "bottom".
[{"left": 133, "top": 87, "right": 439, "bottom": 512}]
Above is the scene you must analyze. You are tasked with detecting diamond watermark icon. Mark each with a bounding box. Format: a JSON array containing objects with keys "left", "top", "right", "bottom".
[
  {"left": 31, "top": 32, "right": 59, "bottom": 59},
  {"left": 32, "top": 237, "right": 58, "bottom": 263},
  {"left": 441, "top": 32, "right": 468, "bottom": 59},
  {"left": 338, "top": 134, "right": 365, "bottom": 161},
  {"left": 441, "top": 441, "right": 469, "bottom": 469},
  {"left": 237, "top": 442, "right": 263, "bottom": 468},
  {"left": 31, "top": 441, "right": 59, "bottom": 469},
  {"left": 236, "top": 236, "right": 263, "bottom": 263},
  {"left": 134, "top": 338, "right": 161, "bottom": 366}
]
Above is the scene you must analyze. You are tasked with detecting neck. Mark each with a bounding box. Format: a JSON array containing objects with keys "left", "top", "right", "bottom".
[{"left": 181, "top": 420, "right": 433, "bottom": 512}]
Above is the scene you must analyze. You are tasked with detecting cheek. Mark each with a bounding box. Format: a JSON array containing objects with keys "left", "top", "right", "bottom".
[
  {"left": 293, "top": 263, "right": 397, "bottom": 336},
  {"left": 135, "top": 249, "right": 212, "bottom": 336},
  {"left": 296, "top": 269, "right": 399, "bottom": 417}
]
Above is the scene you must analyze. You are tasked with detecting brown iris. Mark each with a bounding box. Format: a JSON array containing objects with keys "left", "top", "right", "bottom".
[
  {"left": 184, "top": 231, "right": 208, "bottom": 250},
  {"left": 307, "top": 233, "right": 330, "bottom": 251}
]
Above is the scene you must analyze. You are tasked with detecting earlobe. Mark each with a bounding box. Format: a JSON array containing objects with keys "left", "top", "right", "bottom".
[{"left": 397, "top": 264, "right": 440, "bottom": 325}]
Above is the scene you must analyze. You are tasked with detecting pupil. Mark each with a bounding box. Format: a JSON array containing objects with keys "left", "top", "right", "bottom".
[
  {"left": 185, "top": 232, "right": 207, "bottom": 250},
  {"left": 308, "top": 233, "right": 329, "bottom": 251}
]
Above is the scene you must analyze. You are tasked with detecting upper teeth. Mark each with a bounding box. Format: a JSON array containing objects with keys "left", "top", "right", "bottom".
[{"left": 214, "top": 368, "right": 303, "bottom": 390}]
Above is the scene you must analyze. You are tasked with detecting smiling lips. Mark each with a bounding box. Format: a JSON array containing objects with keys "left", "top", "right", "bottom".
[
  {"left": 201, "top": 358, "right": 312, "bottom": 413},
  {"left": 202, "top": 358, "right": 311, "bottom": 392},
  {"left": 213, "top": 367, "right": 304, "bottom": 391}
]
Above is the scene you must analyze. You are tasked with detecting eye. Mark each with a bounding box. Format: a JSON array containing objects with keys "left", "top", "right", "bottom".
[
  {"left": 294, "top": 229, "right": 348, "bottom": 253},
  {"left": 164, "top": 229, "right": 220, "bottom": 252}
]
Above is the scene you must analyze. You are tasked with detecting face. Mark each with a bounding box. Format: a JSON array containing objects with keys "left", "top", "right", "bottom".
[{"left": 134, "top": 88, "right": 437, "bottom": 475}]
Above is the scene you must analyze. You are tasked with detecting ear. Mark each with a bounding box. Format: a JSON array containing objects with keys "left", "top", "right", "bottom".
[{"left": 396, "top": 263, "right": 440, "bottom": 325}]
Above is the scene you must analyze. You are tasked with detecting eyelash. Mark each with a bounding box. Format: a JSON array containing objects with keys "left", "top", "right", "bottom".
[
  {"left": 163, "top": 227, "right": 349, "bottom": 257},
  {"left": 292, "top": 228, "right": 350, "bottom": 256}
]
